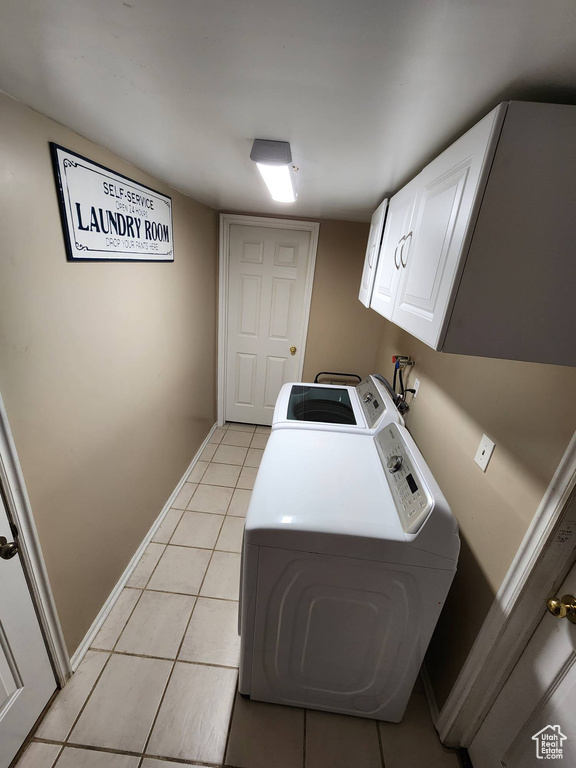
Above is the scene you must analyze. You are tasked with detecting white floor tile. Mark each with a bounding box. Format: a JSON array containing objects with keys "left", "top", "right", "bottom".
[
  {"left": 115, "top": 591, "right": 196, "bottom": 658},
  {"left": 226, "top": 422, "right": 256, "bottom": 433},
  {"left": 70, "top": 654, "right": 172, "bottom": 752},
  {"left": 226, "top": 695, "right": 304, "bottom": 768},
  {"left": 379, "top": 694, "right": 460, "bottom": 768},
  {"left": 146, "top": 545, "right": 211, "bottom": 595},
  {"left": 200, "top": 551, "right": 241, "bottom": 600},
  {"left": 237, "top": 466, "right": 258, "bottom": 490},
  {"left": 56, "top": 747, "right": 139, "bottom": 768},
  {"left": 306, "top": 710, "right": 381, "bottom": 768},
  {"left": 151, "top": 508, "right": 183, "bottom": 544},
  {"left": 245, "top": 448, "right": 264, "bottom": 468},
  {"left": 170, "top": 482, "right": 198, "bottom": 510},
  {"left": 15, "top": 742, "right": 62, "bottom": 768},
  {"left": 250, "top": 433, "right": 269, "bottom": 449},
  {"left": 179, "top": 597, "right": 240, "bottom": 667},
  {"left": 170, "top": 510, "right": 224, "bottom": 549},
  {"left": 228, "top": 488, "right": 252, "bottom": 517},
  {"left": 212, "top": 444, "right": 248, "bottom": 466},
  {"left": 126, "top": 543, "right": 165, "bottom": 589},
  {"left": 222, "top": 429, "right": 253, "bottom": 447},
  {"left": 187, "top": 484, "right": 233, "bottom": 514},
  {"left": 255, "top": 425, "right": 272, "bottom": 434},
  {"left": 209, "top": 427, "right": 227, "bottom": 444},
  {"left": 35, "top": 651, "right": 110, "bottom": 741},
  {"left": 216, "top": 516, "right": 245, "bottom": 553},
  {"left": 199, "top": 442, "right": 217, "bottom": 462},
  {"left": 91, "top": 588, "right": 142, "bottom": 649},
  {"left": 201, "top": 462, "right": 241, "bottom": 487},
  {"left": 147, "top": 662, "right": 237, "bottom": 764},
  {"left": 187, "top": 461, "right": 209, "bottom": 483}
]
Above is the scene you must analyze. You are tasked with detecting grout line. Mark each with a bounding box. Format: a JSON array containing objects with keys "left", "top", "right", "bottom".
[
  {"left": 303, "top": 708, "right": 307, "bottom": 768},
  {"left": 154, "top": 506, "right": 187, "bottom": 546},
  {"left": 143, "top": 587, "right": 238, "bottom": 602},
  {"left": 108, "top": 650, "right": 239, "bottom": 670},
  {"left": 377, "top": 718, "right": 386, "bottom": 768},
  {"left": 108, "top": 588, "right": 147, "bottom": 654},
  {"left": 222, "top": 678, "right": 239, "bottom": 768}
]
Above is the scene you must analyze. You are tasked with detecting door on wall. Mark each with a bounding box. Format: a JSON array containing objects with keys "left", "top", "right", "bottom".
[
  {"left": 223, "top": 220, "right": 318, "bottom": 425},
  {"left": 469, "top": 556, "right": 576, "bottom": 767},
  {"left": 0, "top": 488, "right": 56, "bottom": 768}
]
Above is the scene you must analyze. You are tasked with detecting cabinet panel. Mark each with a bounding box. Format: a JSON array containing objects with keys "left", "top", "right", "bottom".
[
  {"left": 358, "top": 198, "right": 388, "bottom": 307},
  {"left": 370, "top": 181, "right": 417, "bottom": 320},
  {"left": 391, "top": 107, "right": 503, "bottom": 348}
]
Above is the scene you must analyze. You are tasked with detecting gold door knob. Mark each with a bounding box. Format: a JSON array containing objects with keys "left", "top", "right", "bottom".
[
  {"left": 290, "top": 346, "right": 297, "bottom": 356},
  {"left": 546, "top": 594, "right": 576, "bottom": 624}
]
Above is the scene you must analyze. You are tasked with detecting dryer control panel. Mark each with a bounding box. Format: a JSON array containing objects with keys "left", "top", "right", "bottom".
[
  {"left": 357, "top": 376, "right": 397, "bottom": 429},
  {"left": 375, "top": 423, "right": 432, "bottom": 534}
]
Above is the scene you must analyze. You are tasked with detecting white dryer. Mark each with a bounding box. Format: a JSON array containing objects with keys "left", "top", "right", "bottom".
[
  {"left": 238, "top": 424, "right": 459, "bottom": 722},
  {"left": 272, "top": 374, "right": 404, "bottom": 434}
]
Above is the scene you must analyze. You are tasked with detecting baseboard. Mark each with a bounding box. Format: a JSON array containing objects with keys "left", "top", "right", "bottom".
[
  {"left": 420, "top": 662, "right": 440, "bottom": 726},
  {"left": 69, "top": 424, "right": 218, "bottom": 671}
]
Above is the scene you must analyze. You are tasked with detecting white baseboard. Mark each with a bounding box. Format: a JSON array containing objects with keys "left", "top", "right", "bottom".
[
  {"left": 69, "top": 424, "right": 218, "bottom": 671},
  {"left": 420, "top": 662, "right": 440, "bottom": 726}
]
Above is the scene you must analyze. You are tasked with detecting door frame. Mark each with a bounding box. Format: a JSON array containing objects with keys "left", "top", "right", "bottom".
[
  {"left": 434, "top": 430, "right": 576, "bottom": 747},
  {"left": 0, "top": 391, "right": 70, "bottom": 688},
  {"left": 217, "top": 213, "right": 320, "bottom": 426}
]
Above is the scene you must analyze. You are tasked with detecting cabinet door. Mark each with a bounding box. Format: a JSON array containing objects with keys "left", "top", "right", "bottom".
[
  {"left": 392, "top": 106, "right": 505, "bottom": 348},
  {"left": 358, "top": 198, "right": 388, "bottom": 307},
  {"left": 370, "top": 180, "right": 417, "bottom": 320}
]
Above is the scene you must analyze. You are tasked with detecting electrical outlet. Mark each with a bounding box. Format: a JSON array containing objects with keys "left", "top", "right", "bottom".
[
  {"left": 474, "top": 434, "right": 495, "bottom": 472},
  {"left": 413, "top": 378, "right": 421, "bottom": 397}
]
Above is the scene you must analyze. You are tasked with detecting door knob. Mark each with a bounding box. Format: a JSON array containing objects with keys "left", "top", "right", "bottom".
[
  {"left": 290, "top": 346, "right": 297, "bottom": 355},
  {"left": 0, "top": 536, "right": 19, "bottom": 560},
  {"left": 546, "top": 594, "right": 576, "bottom": 624}
]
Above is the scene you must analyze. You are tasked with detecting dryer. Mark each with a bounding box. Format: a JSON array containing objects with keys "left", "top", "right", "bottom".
[
  {"left": 272, "top": 374, "right": 404, "bottom": 434},
  {"left": 238, "top": 424, "right": 459, "bottom": 722}
]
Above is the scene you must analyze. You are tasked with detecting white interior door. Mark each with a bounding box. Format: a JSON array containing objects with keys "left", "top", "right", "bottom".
[
  {"left": 225, "top": 223, "right": 316, "bottom": 425},
  {"left": 469, "top": 559, "right": 576, "bottom": 767},
  {"left": 0, "top": 491, "right": 56, "bottom": 768}
]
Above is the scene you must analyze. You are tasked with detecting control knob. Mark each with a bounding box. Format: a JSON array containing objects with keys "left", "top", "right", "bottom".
[
  {"left": 362, "top": 392, "right": 373, "bottom": 403},
  {"left": 387, "top": 455, "right": 403, "bottom": 474}
]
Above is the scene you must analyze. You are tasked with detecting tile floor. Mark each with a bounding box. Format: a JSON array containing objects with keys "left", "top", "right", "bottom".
[{"left": 17, "top": 421, "right": 461, "bottom": 768}]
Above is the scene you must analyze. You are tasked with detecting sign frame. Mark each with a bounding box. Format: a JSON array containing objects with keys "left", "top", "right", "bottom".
[{"left": 50, "top": 143, "right": 174, "bottom": 263}]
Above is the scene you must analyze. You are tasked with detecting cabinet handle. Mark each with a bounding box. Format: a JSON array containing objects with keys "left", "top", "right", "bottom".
[
  {"left": 394, "top": 237, "right": 405, "bottom": 270},
  {"left": 368, "top": 244, "right": 376, "bottom": 269},
  {"left": 400, "top": 231, "right": 413, "bottom": 268}
]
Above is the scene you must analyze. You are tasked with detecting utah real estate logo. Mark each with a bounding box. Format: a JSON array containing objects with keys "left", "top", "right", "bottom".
[{"left": 532, "top": 725, "right": 567, "bottom": 759}]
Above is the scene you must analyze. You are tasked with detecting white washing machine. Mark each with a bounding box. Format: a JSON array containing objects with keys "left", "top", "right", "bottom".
[
  {"left": 272, "top": 374, "right": 404, "bottom": 434},
  {"left": 238, "top": 423, "right": 459, "bottom": 722}
]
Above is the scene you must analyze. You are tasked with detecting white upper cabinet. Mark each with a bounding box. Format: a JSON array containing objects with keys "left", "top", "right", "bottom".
[
  {"left": 371, "top": 179, "right": 418, "bottom": 320},
  {"left": 358, "top": 197, "right": 388, "bottom": 307},
  {"left": 366, "top": 101, "right": 576, "bottom": 366},
  {"left": 391, "top": 107, "right": 504, "bottom": 348}
]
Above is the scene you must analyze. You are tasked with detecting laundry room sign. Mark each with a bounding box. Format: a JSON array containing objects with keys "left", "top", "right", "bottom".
[{"left": 50, "top": 143, "right": 174, "bottom": 262}]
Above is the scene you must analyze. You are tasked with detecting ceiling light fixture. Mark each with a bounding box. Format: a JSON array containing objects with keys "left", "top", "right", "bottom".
[{"left": 250, "top": 139, "right": 297, "bottom": 203}]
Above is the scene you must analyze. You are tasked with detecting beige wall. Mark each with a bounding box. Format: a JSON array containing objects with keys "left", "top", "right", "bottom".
[
  {"left": 373, "top": 320, "right": 576, "bottom": 707},
  {"left": 0, "top": 94, "right": 218, "bottom": 655},
  {"left": 302, "top": 220, "right": 381, "bottom": 381}
]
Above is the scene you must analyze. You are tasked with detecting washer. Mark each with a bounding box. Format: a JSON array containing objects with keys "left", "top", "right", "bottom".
[
  {"left": 238, "top": 423, "right": 459, "bottom": 722},
  {"left": 272, "top": 374, "right": 404, "bottom": 434}
]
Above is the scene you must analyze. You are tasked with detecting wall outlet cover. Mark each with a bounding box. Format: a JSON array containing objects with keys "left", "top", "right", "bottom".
[
  {"left": 413, "top": 378, "right": 421, "bottom": 397},
  {"left": 475, "top": 434, "right": 495, "bottom": 472}
]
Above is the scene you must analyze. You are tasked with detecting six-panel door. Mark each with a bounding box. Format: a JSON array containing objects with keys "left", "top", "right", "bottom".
[{"left": 225, "top": 224, "right": 313, "bottom": 425}]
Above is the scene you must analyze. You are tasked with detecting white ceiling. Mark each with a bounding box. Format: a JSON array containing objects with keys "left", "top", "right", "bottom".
[{"left": 1, "top": 0, "right": 576, "bottom": 222}]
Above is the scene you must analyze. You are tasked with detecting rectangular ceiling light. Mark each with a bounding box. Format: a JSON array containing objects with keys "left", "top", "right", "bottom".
[{"left": 250, "top": 139, "right": 297, "bottom": 203}]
